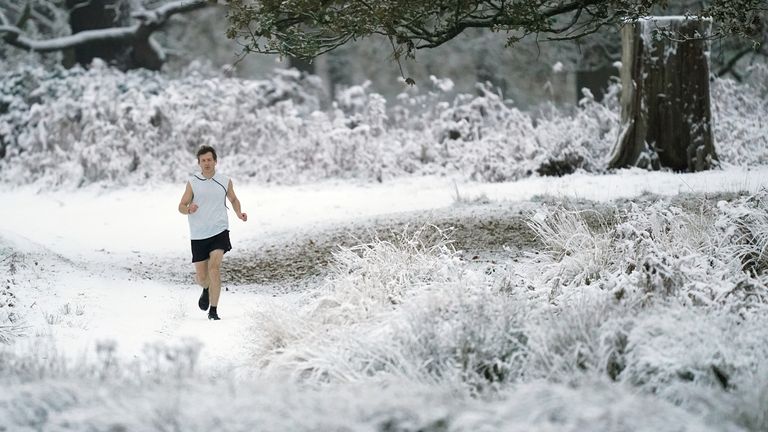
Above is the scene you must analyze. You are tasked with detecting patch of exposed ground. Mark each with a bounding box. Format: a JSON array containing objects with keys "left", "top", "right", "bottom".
[
  {"left": 122, "top": 190, "right": 751, "bottom": 287},
  {"left": 224, "top": 203, "right": 540, "bottom": 286}
]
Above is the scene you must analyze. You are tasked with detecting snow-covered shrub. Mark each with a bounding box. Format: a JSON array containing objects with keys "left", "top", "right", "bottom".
[
  {"left": 0, "top": 63, "right": 619, "bottom": 188},
  {"left": 0, "top": 62, "right": 326, "bottom": 188},
  {"left": 251, "top": 281, "right": 529, "bottom": 393},
  {"left": 619, "top": 305, "right": 768, "bottom": 397},
  {"left": 717, "top": 191, "right": 768, "bottom": 277},
  {"left": 392, "top": 283, "right": 528, "bottom": 393},
  {"left": 389, "top": 82, "right": 619, "bottom": 182},
  {"left": 517, "top": 196, "right": 768, "bottom": 429},
  {"left": 247, "top": 226, "right": 532, "bottom": 393},
  {"left": 247, "top": 226, "right": 465, "bottom": 376},
  {"left": 524, "top": 292, "right": 633, "bottom": 382},
  {"left": 608, "top": 303, "right": 768, "bottom": 432},
  {"left": 457, "top": 378, "right": 723, "bottom": 432},
  {"left": 712, "top": 64, "right": 768, "bottom": 167},
  {"left": 321, "top": 225, "right": 459, "bottom": 320},
  {"left": 1, "top": 61, "right": 766, "bottom": 189},
  {"left": 0, "top": 341, "right": 70, "bottom": 383},
  {"left": 526, "top": 194, "right": 768, "bottom": 307},
  {"left": 0, "top": 353, "right": 748, "bottom": 432},
  {"left": 527, "top": 207, "right": 613, "bottom": 293},
  {"left": 531, "top": 85, "right": 621, "bottom": 177}
]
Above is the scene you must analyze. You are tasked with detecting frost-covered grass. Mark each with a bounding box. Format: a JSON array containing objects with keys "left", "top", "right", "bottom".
[
  {"left": 2, "top": 62, "right": 766, "bottom": 189},
  {"left": 2, "top": 191, "right": 768, "bottom": 430},
  {"left": 0, "top": 364, "right": 739, "bottom": 432},
  {"left": 0, "top": 322, "right": 23, "bottom": 345},
  {"left": 526, "top": 191, "right": 768, "bottom": 307},
  {"left": 236, "top": 191, "right": 768, "bottom": 430}
]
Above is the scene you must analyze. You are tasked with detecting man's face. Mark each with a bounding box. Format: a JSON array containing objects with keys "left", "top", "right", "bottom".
[{"left": 198, "top": 152, "right": 216, "bottom": 173}]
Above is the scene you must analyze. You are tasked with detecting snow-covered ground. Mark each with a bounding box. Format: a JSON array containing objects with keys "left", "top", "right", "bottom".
[{"left": 2, "top": 166, "right": 768, "bottom": 431}]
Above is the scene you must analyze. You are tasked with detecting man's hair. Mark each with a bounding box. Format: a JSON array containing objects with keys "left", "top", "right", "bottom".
[{"left": 196, "top": 145, "right": 217, "bottom": 162}]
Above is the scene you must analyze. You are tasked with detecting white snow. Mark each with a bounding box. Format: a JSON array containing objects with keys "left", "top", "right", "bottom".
[
  {"left": 2, "top": 166, "right": 767, "bottom": 368},
  {"left": 2, "top": 166, "right": 768, "bottom": 431},
  {"left": 4, "top": 166, "right": 767, "bottom": 261}
]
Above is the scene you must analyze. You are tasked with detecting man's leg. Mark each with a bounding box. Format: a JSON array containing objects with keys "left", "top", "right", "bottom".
[
  {"left": 194, "top": 260, "right": 210, "bottom": 289},
  {"left": 194, "top": 260, "right": 210, "bottom": 310},
  {"left": 207, "top": 249, "right": 225, "bottom": 308}
]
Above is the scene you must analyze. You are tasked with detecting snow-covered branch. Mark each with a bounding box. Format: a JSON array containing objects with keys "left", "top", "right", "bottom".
[
  {"left": 1, "top": 25, "right": 139, "bottom": 52},
  {"left": 0, "top": 0, "right": 209, "bottom": 52}
]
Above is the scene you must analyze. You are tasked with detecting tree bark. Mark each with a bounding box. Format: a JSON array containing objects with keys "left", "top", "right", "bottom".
[
  {"left": 608, "top": 17, "right": 717, "bottom": 172},
  {"left": 65, "top": 0, "right": 136, "bottom": 70},
  {"left": 289, "top": 56, "right": 316, "bottom": 75}
]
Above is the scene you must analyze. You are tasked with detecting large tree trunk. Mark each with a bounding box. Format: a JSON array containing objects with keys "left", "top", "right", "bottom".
[
  {"left": 576, "top": 66, "right": 614, "bottom": 102},
  {"left": 608, "top": 17, "right": 717, "bottom": 171},
  {"left": 65, "top": 0, "right": 163, "bottom": 70},
  {"left": 66, "top": 0, "right": 132, "bottom": 69},
  {"left": 289, "top": 57, "right": 316, "bottom": 75}
]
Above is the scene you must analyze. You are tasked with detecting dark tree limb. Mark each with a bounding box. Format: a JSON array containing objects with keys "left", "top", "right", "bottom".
[
  {"left": 716, "top": 45, "right": 764, "bottom": 79},
  {"left": 0, "top": 0, "right": 209, "bottom": 53}
]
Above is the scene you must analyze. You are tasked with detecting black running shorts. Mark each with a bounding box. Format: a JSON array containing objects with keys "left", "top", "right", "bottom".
[{"left": 191, "top": 230, "right": 232, "bottom": 263}]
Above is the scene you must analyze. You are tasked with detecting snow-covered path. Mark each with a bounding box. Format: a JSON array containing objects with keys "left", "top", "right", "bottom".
[
  {"left": 4, "top": 166, "right": 767, "bottom": 259},
  {"left": 2, "top": 166, "right": 768, "bottom": 369},
  {"left": 1, "top": 231, "right": 269, "bottom": 373}
]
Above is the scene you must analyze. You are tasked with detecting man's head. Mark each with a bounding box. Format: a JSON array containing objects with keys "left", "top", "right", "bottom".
[
  {"left": 197, "top": 145, "right": 217, "bottom": 175},
  {"left": 196, "top": 145, "right": 217, "bottom": 162}
]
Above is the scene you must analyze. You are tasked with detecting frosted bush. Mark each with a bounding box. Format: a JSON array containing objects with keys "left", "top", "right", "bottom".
[
  {"left": 1, "top": 61, "right": 765, "bottom": 189},
  {"left": 526, "top": 195, "right": 768, "bottom": 307},
  {"left": 717, "top": 191, "right": 768, "bottom": 277},
  {"left": 253, "top": 278, "right": 530, "bottom": 392},
  {"left": 247, "top": 226, "right": 532, "bottom": 394},
  {"left": 321, "top": 225, "right": 460, "bottom": 321},
  {"left": 516, "top": 197, "right": 768, "bottom": 430},
  {"left": 527, "top": 207, "right": 613, "bottom": 293},
  {"left": 712, "top": 64, "right": 768, "bottom": 167},
  {"left": 620, "top": 305, "right": 768, "bottom": 396},
  {"left": 524, "top": 292, "right": 634, "bottom": 382},
  {"left": 530, "top": 85, "right": 621, "bottom": 176},
  {"left": 248, "top": 226, "right": 467, "bottom": 379},
  {"left": 0, "top": 63, "right": 326, "bottom": 188},
  {"left": 456, "top": 378, "right": 723, "bottom": 432},
  {"left": 392, "top": 283, "right": 528, "bottom": 392}
]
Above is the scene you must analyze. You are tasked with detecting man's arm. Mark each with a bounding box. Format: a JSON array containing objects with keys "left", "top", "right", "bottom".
[
  {"left": 178, "top": 182, "right": 197, "bottom": 215},
  {"left": 227, "top": 180, "right": 247, "bottom": 222}
]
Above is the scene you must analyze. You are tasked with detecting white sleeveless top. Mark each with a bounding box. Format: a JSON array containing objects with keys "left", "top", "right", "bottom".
[{"left": 188, "top": 172, "right": 230, "bottom": 240}]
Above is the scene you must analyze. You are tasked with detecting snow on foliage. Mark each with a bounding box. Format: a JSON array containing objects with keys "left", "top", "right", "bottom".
[
  {"left": 526, "top": 193, "right": 768, "bottom": 309},
  {"left": 712, "top": 64, "right": 768, "bottom": 167},
  {"left": 2, "top": 192, "right": 768, "bottom": 430},
  {"left": 2, "top": 61, "right": 765, "bottom": 189},
  {"left": 239, "top": 192, "right": 767, "bottom": 429}
]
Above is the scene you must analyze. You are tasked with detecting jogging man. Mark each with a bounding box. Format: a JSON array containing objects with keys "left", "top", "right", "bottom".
[{"left": 178, "top": 145, "right": 247, "bottom": 320}]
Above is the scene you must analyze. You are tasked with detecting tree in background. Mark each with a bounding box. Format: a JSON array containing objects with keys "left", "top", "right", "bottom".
[
  {"left": 0, "top": 0, "right": 209, "bottom": 70},
  {"left": 225, "top": 0, "right": 764, "bottom": 173},
  {"left": 225, "top": 0, "right": 765, "bottom": 71},
  {"left": 2, "top": 1, "right": 764, "bottom": 103},
  {"left": 224, "top": 0, "right": 765, "bottom": 99},
  {"left": 609, "top": 17, "right": 717, "bottom": 171}
]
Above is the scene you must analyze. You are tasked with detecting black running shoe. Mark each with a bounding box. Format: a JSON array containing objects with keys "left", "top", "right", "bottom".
[
  {"left": 208, "top": 310, "right": 220, "bottom": 320},
  {"left": 198, "top": 288, "right": 209, "bottom": 311}
]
